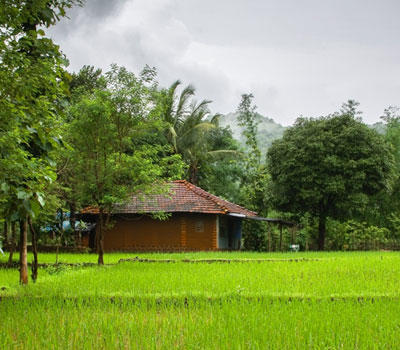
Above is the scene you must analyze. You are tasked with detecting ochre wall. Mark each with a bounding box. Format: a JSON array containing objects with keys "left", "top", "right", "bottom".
[
  {"left": 101, "top": 213, "right": 217, "bottom": 251},
  {"left": 185, "top": 213, "right": 217, "bottom": 250}
]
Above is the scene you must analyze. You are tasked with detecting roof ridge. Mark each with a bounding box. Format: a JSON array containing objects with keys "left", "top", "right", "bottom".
[
  {"left": 211, "top": 193, "right": 257, "bottom": 216},
  {"left": 181, "top": 180, "right": 257, "bottom": 216},
  {"left": 180, "top": 180, "right": 229, "bottom": 213}
]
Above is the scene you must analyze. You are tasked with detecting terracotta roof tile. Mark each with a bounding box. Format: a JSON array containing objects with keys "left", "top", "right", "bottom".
[{"left": 81, "top": 180, "right": 257, "bottom": 217}]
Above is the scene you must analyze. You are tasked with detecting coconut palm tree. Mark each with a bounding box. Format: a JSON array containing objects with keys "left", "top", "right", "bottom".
[
  {"left": 155, "top": 81, "right": 239, "bottom": 184},
  {"left": 156, "top": 80, "right": 196, "bottom": 152}
]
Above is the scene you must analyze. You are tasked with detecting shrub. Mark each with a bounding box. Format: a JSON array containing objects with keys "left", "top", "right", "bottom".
[
  {"left": 242, "top": 220, "right": 268, "bottom": 251},
  {"left": 327, "top": 220, "right": 389, "bottom": 250}
]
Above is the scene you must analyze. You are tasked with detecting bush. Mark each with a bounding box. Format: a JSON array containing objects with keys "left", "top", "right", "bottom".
[
  {"left": 296, "top": 214, "right": 319, "bottom": 251},
  {"left": 242, "top": 220, "right": 268, "bottom": 251},
  {"left": 327, "top": 220, "right": 389, "bottom": 250}
]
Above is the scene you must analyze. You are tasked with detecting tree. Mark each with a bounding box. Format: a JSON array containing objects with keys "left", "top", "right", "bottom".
[
  {"left": 267, "top": 103, "right": 394, "bottom": 250},
  {"left": 69, "top": 65, "right": 105, "bottom": 99},
  {"left": 197, "top": 126, "right": 243, "bottom": 202},
  {"left": 381, "top": 106, "right": 400, "bottom": 167},
  {"left": 348, "top": 106, "right": 400, "bottom": 230},
  {"left": 236, "top": 94, "right": 269, "bottom": 250},
  {"left": 154, "top": 80, "right": 225, "bottom": 184},
  {"left": 0, "top": 0, "right": 83, "bottom": 283},
  {"left": 237, "top": 94, "right": 269, "bottom": 213},
  {"left": 363, "top": 106, "right": 400, "bottom": 228},
  {"left": 55, "top": 65, "right": 107, "bottom": 240},
  {"left": 155, "top": 80, "right": 196, "bottom": 152},
  {"left": 66, "top": 66, "right": 184, "bottom": 265}
]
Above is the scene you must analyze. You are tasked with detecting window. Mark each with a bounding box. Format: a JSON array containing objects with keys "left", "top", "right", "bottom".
[{"left": 195, "top": 220, "right": 205, "bottom": 232}]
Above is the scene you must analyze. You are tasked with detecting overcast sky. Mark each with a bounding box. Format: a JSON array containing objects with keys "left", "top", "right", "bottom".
[{"left": 48, "top": 0, "right": 400, "bottom": 126}]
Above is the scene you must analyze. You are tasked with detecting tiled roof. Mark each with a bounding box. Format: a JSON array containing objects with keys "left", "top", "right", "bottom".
[{"left": 81, "top": 180, "right": 257, "bottom": 217}]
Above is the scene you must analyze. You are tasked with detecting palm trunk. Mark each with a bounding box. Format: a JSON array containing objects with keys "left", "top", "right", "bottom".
[
  {"left": 19, "top": 218, "right": 28, "bottom": 285},
  {"left": 189, "top": 163, "right": 199, "bottom": 185}
]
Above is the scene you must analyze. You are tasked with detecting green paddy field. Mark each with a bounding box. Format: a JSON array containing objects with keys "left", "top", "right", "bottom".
[{"left": 1, "top": 251, "right": 399, "bottom": 349}]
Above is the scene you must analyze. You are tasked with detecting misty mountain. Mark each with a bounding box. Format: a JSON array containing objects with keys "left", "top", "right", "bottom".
[
  {"left": 219, "top": 113, "right": 387, "bottom": 153},
  {"left": 218, "top": 112, "right": 286, "bottom": 152}
]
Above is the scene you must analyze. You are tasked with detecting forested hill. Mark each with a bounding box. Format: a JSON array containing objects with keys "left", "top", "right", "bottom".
[
  {"left": 220, "top": 113, "right": 386, "bottom": 152},
  {"left": 219, "top": 112, "right": 286, "bottom": 151}
]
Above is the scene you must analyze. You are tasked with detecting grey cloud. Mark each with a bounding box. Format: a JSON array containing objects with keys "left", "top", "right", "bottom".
[
  {"left": 176, "top": 0, "right": 400, "bottom": 49},
  {"left": 79, "top": 0, "right": 127, "bottom": 19},
  {"left": 49, "top": 0, "right": 128, "bottom": 37},
  {"left": 47, "top": 0, "right": 400, "bottom": 125}
]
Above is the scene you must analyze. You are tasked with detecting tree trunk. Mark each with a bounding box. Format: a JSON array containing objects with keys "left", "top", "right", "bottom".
[
  {"left": 19, "top": 218, "right": 28, "bottom": 285},
  {"left": 55, "top": 243, "right": 59, "bottom": 264},
  {"left": 56, "top": 208, "right": 64, "bottom": 264},
  {"left": 318, "top": 213, "right": 327, "bottom": 251},
  {"left": 8, "top": 221, "right": 16, "bottom": 264},
  {"left": 189, "top": 163, "right": 198, "bottom": 185},
  {"left": 267, "top": 222, "right": 272, "bottom": 252},
  {"left": 97, "top": 208, "right": 105, "bottom": 265},
  {"left": 28, "top": 217, "right": 38, "bottom": 282},
  {"left": 69, "top": 202, "right": 77, "bottom": 237},
  {"left": 4, "top": 221, "right": 9, "bottom": 245}
]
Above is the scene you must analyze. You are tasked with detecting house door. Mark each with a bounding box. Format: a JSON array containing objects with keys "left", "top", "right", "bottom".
[
  {"left": 218, "top": 217, "right": 242, "bottom": 250},
  {"left": 228, "top": 217, "right": 242, "bottom": 250}
]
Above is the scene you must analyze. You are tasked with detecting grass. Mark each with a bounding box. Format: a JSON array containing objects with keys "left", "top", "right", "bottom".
[
  {"left": 1, "top": 249, "right": 396, "bottom": 264},
  {"left": 2, "top": 297, "right": 400, "bottom": 349},
  {"left": 1, "top": 251, "right": 400, "bottom": 349}
]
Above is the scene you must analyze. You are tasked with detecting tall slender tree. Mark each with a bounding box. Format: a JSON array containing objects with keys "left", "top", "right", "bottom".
[
  {"left": 236, "top": 94, "right": 269, "bottom": 250},
  {"left": 0, "top": 0, "right": 83, "bottom": 283},
  {"left": 237, "top": 94, "right": 269, "bottom": 214}
]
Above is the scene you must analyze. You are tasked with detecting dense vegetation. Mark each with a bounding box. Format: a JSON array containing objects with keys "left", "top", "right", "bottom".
[
  {"left": 1, "top": 0, "right": 400, "bottom": 285},
  {"left": 2, "top": 3, "right": 400, "bottom": 350}
]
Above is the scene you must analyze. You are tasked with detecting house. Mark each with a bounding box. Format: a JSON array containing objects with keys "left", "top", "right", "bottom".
[{"left": 80, "top": 180, "right": 259, "bottom": 251}]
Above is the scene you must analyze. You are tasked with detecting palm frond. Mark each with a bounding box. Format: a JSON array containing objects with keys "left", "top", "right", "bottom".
[
  {"left": 166, "top": 125, "right": 178, "bottom": 152},
  {"left": 178, "top": 122, "right": 216, "bottom": 148},
  {"left": 164, "top": 80, "right": 181, "bottom": 125},
  {"left": 210, "top": 113, "right": 222, "bottom": 126},
  {"left": 189, "top": 100, "right": 212, "bottom": 124},
  {"left": 192, "top": 99, "right": 212, "bottom": 115},
  {"left": 175, "top": 84, "right": 195, "bottom": 122},
  {"left": 169, "top": 80, "right": 181, "bottom": 92}
]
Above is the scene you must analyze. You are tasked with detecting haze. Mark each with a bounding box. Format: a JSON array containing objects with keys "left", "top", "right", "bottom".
[{"left": 48, "top": 0, "right": 400, "bottom": 125}]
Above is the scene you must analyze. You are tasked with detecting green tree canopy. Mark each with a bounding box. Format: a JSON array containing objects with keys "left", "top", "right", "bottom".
[
  {"left": 0, "top": 0, "right": 83, "bottom": 283},
  {"left": 65, "top": 65, "right": 184, "bottom": 264},
  {"left": 267, "top": 105, "right": 394, "bottom": 250},
  {"left": 362, "top": 106, "right": 400, "bottom": 228}
]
